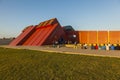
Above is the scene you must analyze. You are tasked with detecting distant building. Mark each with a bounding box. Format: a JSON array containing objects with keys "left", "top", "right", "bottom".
[{"left": 10, "top": 18, "right": 120, "bottom": 46}]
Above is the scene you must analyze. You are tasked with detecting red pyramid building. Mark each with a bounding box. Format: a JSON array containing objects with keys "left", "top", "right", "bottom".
[{"left": 9, "top": 18, "right": 67, "bottom": 46}]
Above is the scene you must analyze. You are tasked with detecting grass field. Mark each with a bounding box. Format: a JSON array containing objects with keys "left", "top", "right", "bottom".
[{"left": 0, "top": 47, "right": 120, "bottom": 80}]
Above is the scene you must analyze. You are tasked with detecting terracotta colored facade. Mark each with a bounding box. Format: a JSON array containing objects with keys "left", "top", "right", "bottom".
[
  {"left": 109, "top": 31, "right": 120, "bottom": 44},
  {"left": 79, "top": 31, "right": 88, "bottom": 43},
  {"left": 98, "top": 31, "right": 108, "bottom": 44},
  {"left": 10, "top": 18, "right": 66, "bottom": 46},
  {"left": 88, "top": 31, "right": 97, "bottom": 44},
  {"left": 78, "top": 31, "right": 120, "bottom": 44},
  {"left": 10, "top": 18, "right": 120, "bottom": 46}
]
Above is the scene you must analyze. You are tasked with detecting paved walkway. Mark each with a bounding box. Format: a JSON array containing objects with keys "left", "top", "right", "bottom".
[{"left": 1, "top": 45, "right": 120, "bottom": 58}]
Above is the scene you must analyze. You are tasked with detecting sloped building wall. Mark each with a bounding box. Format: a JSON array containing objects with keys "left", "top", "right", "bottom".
[
  {"left": 9, "top": 26, "right": 35, "bottom": 46},
  {"left": 43, "top": 24, "right": 66, "bottom": 45},
  {"left": 9, "top": 18, "right": 67, "bottom": 46}
]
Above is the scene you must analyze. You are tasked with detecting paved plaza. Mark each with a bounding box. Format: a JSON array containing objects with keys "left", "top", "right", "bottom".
[{"left": 1, "top": 45, "right": 120, "bottom": 58}]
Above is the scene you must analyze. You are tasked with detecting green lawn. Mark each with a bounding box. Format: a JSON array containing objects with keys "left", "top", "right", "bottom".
[{"left": 0, "top": 47, "right": 120, "bottom": 80}]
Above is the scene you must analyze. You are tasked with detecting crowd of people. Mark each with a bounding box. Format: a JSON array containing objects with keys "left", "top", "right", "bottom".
[
  {"left": 81, "top": 43, "right": 120, "bottom": 50},
  {"left": 52, "top": 39, "right": 120, "bottom": 51}
]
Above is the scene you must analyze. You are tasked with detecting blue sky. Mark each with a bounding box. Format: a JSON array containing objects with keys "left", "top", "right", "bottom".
[{"left": 0, "top": 0, "right": 120, "bottom": 38}]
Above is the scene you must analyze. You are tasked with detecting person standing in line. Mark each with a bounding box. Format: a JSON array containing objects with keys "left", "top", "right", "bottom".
[
  {"left": 91, "top": 44, "right": 94, "bottom": 50},
  {"left": 101, "top": 44, "right": 106, "bottom": 50},
  {"left": 108, "top": 42, "right": 111, "bottom": 49},
  {"left": 106, "top": 44, "right": 109, "bottom": 50},
  {"left": 95, "top": 44, "right": 98, "bottom": 50},
  {"left": 110, "top": 44, "right": 115, "bottom": 50},
  {"left": 83, "top": 43, "right": 87, "bottom": 49}
]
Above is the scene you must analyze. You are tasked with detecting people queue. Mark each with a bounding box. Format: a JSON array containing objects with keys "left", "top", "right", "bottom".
[
  {"left": 52, "top": 39, "right": 120, "bottom": 50},
  {"left": 81, "top": 43, "right": 120, "bottom": 50}
]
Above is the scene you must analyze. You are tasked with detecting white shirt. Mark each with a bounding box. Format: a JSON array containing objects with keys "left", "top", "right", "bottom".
[{"left": 106, "top": 45, "right": 109, "bottom": 50}]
